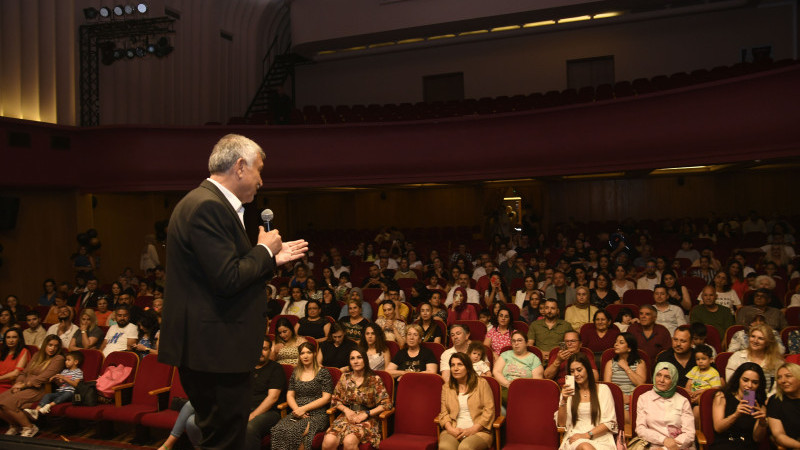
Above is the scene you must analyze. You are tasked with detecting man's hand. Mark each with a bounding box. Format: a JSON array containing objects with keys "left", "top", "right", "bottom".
[
  {"left": 258, "top": 227, "right": 283, "bottom": 256},
  {"left": 275, "top": 239, "right": 309, "bottom": 266}
]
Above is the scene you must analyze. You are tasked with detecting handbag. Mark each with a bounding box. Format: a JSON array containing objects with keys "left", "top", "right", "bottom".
[
  {"left": 72, "top": 381, "right": 98, "bottom": 406},
  {"left": 626, "top": 437, "right": 650, "bottom": 450}
]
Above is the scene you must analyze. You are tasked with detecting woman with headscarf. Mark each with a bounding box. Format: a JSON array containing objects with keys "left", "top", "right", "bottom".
[
  {"left": 447, "top": 287, "right": 477, "bottom": 326},
  {"left": 634, "top": 362, "right": 696, "bottom": 449}
]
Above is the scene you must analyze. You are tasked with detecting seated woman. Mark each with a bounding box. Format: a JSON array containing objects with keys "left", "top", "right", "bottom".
[
  {"left": 295, "top": 300, "right": 331, "bottom": 343},
  {"left": 408, "top": 282, "right": 431, "bottom": 308},
  {"left": 429, "top": 290, "right": 449, "bottom": 322},
  {"left": 319, "top": 288, "right": 341, "bottom": 319},
  {"left": 564, "top": 286, "right": 599, "bottom": 333},
  {"left": 133, "top": 311, "right": 159, "bottom": 358},
  {"left": 0, "top": 335, "right": 65, "bottom": 437},
  {"left": 358, "top": 324, "right": 390, "bottom": 371},
  {"left": 603, "top": 332, "right": 647, "bottom": 423},
  {"left": 516, "top": 283, "right": 543, "bottom": 323},
  {"left": 492, "top": 330, "right": 543, "bottom": 405},
  {"left": 580, "top": 310, "right": 620, "bottom": 356},
  {"left": 288, "top": 264, "right": 310, "bottom": 290},
  {"left": 661, "top": 270, "right": 692, "bottom": 312},
  {"left": 94, "top": 297, "right": 113, "bottom": 327},
  {"left": 447, "top": 287, "right": 477, "bottom": 326},
  {"left": 767, "top": 362, "right": 800, "bottom": 448},
  {"left": 711, "top": 362, "right": 768, "bottom": 449},
  {"left": 557, "top": 352, "right": 618, "bottom": 450},
  {"left": 322, "top": 349, "right": 392, "bottom": 450},
  {"left": 281, "top": 286, "right": 309, "bottom": 318},
  {"left": 271, "top": 342, "right": 334, "bottom": 450},
  {"left": 483, "top": 273, "right": 510, "bottom": 305},
  {"left": 590, "top": 273, "right": 619, "bottom": 310},
  {"left": 339, "top": 298, "right": 370, "bottom": 344},
  {"left": 272, "top": 317, "right": 308, "bottom": 366},
  {"left": 3, "top": 297, "right": 27, "bottom": 325},
  {"left": 438, "top": 352, "right": 495, "bottom": 450},
  {"left": 157, "top": 401, "right": 201, "bottom": 450},
  {"left": 68, "top": 308, "right": 104, "bottom": 351},
  {"left": 415, "top": 302, "right": 443, "bottom": 344},
  {"left": 305, "top": 277, "right": 323, "bottom": 301},
  {"left": 726, "top": 323, "right": 783, "bottom": 394},
  {"left": 318, "top": 322, "right": 358, "bottom": 371},
  {"left": 728, "top": 315, "right": 785, "bottom": 354},
  {"left": 0, "top": 329, "right": 31, "bottom": 394},
  {"left": 374, "top": 300, "right": 406, "bottom": 348},
  {"left": 635, "top": 362, "right": 695, "bottom": 449},
  {"left": 610, "top": 264, "right": 635, "bottom": 299},
  {"left": 483, "top": 305, "right": 513, "bottom": 360},
  {"left": 387, "top": 324, "right": 437, "bottom": 378}
]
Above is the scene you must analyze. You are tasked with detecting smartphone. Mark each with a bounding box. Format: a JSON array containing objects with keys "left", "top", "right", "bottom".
[
  {"left": 743, "top": 389, "right": 756, "bottom": 409},
  {"left": 559, "top": 341, "right": 568, "bottom": 351},
  {"left": 565, "top": 375, "right": 575, "bottom": 391}
]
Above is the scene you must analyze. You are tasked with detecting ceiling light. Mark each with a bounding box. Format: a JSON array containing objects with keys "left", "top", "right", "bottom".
[
  {"left": 83, "top": 8, "right": 99, "bottom": 19},
  {"left": 459, "top": 30, "right": 488, "bottom": 36},
  {"left": 427, "top": 34, "right": 455, "bottom": 40},
  {"left": 135, "top": 46, "right": 147, "bottom": 57},
  {"left": 397, "top": 38, "right": 424, "bottom": 45},
  {"left": 137, "top": 3, "right": 148, "bottom": 14},
  {"left": 99, "top": 7, "right": 111, "bottom": 17},
  {"left": 523, "top": 20, "right": 555, "bottom": 28},
  {"left": 126, "top": 48, "right": 136, "bottom": 59},
  {"left": 558, "top": 15, "right": 591, "bottom": 23},
  {"left": 113, "top": 6, "right": 124, "bottom": 16},
  {"left": 124, "top": 5, "right": 135, "bottom": 14},
  {"left": 491, "top": 25, "right": 520, "bottom": 32},
  {"left": 594, "top": 12, "right": 622, "bottom": 19}
]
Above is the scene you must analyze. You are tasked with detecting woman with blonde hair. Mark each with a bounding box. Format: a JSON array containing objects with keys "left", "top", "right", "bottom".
[
  {"left": 68, "top": 308, "right": 104, "bottom": 350},
  {"left": 726, "top": 323, "right": 784, "bottom": 393},
  {"left": 767, "top": 362, "right": 800, "bottom": 447},
  {"left": 271, "top": 342, "right": 333, "bottom": 450}
]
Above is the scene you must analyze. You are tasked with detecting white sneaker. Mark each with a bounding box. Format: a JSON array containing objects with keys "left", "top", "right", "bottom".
[
  {"left": 23, "top": 408, "right": 39, "bottom": 420},
  {"left": 20, "top": 425, "right": 39, "bottom": 437},
  {"left": 4, "top": 426, "right": 19, "bottom": 435},
  {"left": 39, "top": 403, "right": 52, "bottom": 415}
]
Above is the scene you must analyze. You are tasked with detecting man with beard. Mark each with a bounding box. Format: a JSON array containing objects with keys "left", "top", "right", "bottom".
[
  {"left": 100, "top": 306, "right": 137, "bottom": 357},
  {"left": 545, "top": 271, "right": 576, "bottom": 316},
  {"left": 46, "top": 305, "right": 78, "bottom": 348},
  {"left": 526, "top": 299, "right": 573, "bottom": 358},
  {"left": 245, "top": 337, "right": 287, "bottom": 450},
  {"left": 655, "top": 325, "right": 696, "bottom": 387}
]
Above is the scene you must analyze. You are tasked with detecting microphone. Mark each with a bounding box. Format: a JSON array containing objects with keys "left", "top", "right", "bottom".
[{"left": 260, "top": 209, "right": 274, "bottom": 231}]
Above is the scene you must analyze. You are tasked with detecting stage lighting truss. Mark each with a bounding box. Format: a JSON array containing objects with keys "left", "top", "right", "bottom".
[
  {"left": 88, "top": 17, "right": 175, "bottom": 66},
  {"left": 83, "top": 3, "right": 149, "bottom": 21}
]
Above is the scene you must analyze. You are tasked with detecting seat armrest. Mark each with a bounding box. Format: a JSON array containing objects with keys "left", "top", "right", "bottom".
[{"left": 148, "top": 386, "right": 170, "bottom": 396}]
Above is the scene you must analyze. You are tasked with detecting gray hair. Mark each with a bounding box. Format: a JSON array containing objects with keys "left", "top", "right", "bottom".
[{"left": 208, "top": 134, "right": 265, "bottom": 174}]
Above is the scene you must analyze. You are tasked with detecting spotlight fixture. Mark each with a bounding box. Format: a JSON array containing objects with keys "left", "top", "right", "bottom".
[
  {"left": 113, "top": 48, "right": 124, "bottom": 60},
  {"left": 155, "top": 36, "right": 174, "bottom": 57},
  {"left": 125, "top": 48, "right": 135, "bottom": 59},
  {"left": 137, "top": 3, "right": 148, "bottom": 14},
  {"left": 135, "top": 46, "right": 146, "bottom": 57},
  {"left": 113, "top": 6, "right": 124, "bottom": 16},
  {"left": 83, "top": 8, "right": 99, "bottom": 19},
  {"left": 124, "top": 5, "right": 135, "bottom": 15},
  {"left": 99, "top": 7, "right": 111, "bottom": 17},
  {"left": 146, "top": 42, "right": 156, "bottom": 54}
]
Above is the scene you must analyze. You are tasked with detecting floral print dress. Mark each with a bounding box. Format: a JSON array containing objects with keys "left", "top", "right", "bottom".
[{"left": 327, "top": 372, "right": 393, "bottom": 448}]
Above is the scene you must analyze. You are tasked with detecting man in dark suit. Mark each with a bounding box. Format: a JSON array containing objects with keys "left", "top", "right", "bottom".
[{"left": 160, "top": 134, "right": 307, "bottom": 449}]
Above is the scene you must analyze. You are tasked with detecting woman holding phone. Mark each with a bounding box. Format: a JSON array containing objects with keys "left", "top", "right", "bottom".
[{"left": 711, "top": 362, "right": 768, "bottom": 449}]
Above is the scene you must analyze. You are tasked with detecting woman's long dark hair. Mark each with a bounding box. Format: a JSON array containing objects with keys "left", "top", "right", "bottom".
[
  {"left": 725, "top": 362, "right": 767, "bottom": 406},
  {"left": 349, "top": 347, "right": 375, "bottom": 378},
  {"left": 359, "top": 323, "right": 388, "bottom": 354},
  {"left": 447, "top": 352, "right": 478, "bottom": 394},
  {"left": 275, "top": 317, "right": 297, "bottom": 343},
  {"left": 613, "top": 332, "right": 641, "bottom": 367},
  {"left": 0, "top": 327, "right": 24, "bottom": 361},
  {"left": 568, "top": 352, "right": 601, "bottom": 427}
]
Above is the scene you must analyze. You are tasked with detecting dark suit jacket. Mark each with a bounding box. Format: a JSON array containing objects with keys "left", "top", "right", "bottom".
[{"left": 160, "top": 180, "right": 276, "bottom": 373}]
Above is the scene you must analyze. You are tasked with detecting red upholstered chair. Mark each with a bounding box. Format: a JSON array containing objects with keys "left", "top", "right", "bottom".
[
  {"left": 325, "top": 370, "right": 394, "bottom": 450},
  {"left": 101, "top": 355, "right": 174, "bottom": 426},
  {"left": 785, "top": 307, "right": 800, "bottom": 326},
  {"left": 622, "top": 289, "right": 656, "bottom": 307},
  {"left": 379, "top": 373, "right": 444, "bottom": 450},
  {"left": 386, "top": 341, "right": 400, "bottom": 360},
  {"left": 512, "top": 321, "right": 528, "bottom": 336},
  {"left": 47, "top": 349, "right": 104, "bottom": 416},
  {"left": 60, "top": 351, "right": 140, "bottom": 421},
  {"left": 420, "top": 342, "right": 445, "bottom": 363},
  {"left": 496, "top": 378, "right": 560, "bottom": 449},
  {"left": 454, "top": 320, "right": 487, "bottom": 342},
  {"left": 703, "top": 325, "right": 723, "bottom": 353},
  {"left": 605, "top": 304, "right": 640, "bottom": 322},
  {"left": 362, "top": 288, "right": 383, "bottom": 304},
  {"left": 628, "top": 384, "right": 692, "bottom": 440},
  {"left": 679, "top": 276, "right": 708, "bottom": 300},
  {"left": 138, "top": 368, "right": 187, "bottom": 431},
  {"left": 599, "top": 381, "right": 625, "bottom": 434},
  {"left": 724, "top": 325, "right": 745, "bottom": 350},
  {"left": 696, "top": 387, "right": 719, "bottom": 449},
  {"left": 599, "top": 348, "right": 652, "bottom": 382},
  {"left": 505, "top": 303, "right": 521, "bottom": 321},
  {"left": 715, "top": 352, "right": 733, "bottom": 382}
]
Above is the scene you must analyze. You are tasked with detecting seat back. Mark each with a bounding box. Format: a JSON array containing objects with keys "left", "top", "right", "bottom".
[
  {"left": 630, "top": 384, "right": 692, "bottom": 438},
  {"left": 781, "top": 326, "right": 799, "bottom": 351},
  {"left": 715, "top": 352, "right": 733, "bottom": 381},
  {"left": 484, "top": 375, "right": 502, "bottom": 419},
  {"left": 605, "top": 304, "right": 640, "bottom": 322},
  {"left": 599, "top": 381, "right": 625, "bottom": 433},
  {"left": 704, "top": 324, "right": 723, "bottom": 353},
  {"left": 281, "top": 364, "right": 295, "bottom": 385},
  {"left": 103, "top": 351, "right": 139, "bottom": 381},
  {"left": 374, "top": 370, "right": 395, "bottom": 403},
  {"left": 131, "top": 355, "right": 173, "bottom": 406},
  {"left": 505, "top": 378, "right": 560, "bottom": 447},
  {"left": 168, "top": 368, "right": 188, "bottom": 404},
  {"left": 454, "top": 320, "right": 487, "bottom": 342},
  {"left": 512, "top": 320, "right": 528, "bottom": 336},
  {"left": 622, "top": 289, "right": 656, "bottom": 306},
  {"left": 420, "top": 342, "right": 445, "bottom": 363},
  {"left": 698, "top": 387, "right": 719, "bottom": 446},
  {"left": 326, "top": 366, "right": 342, "bottom": 387},
  {"left": 77, "top": 348, "right": 104, "bottom": 381},
  {"left": 385, "top": 341, "right": 400, "bottom": 359},
  {"left": 393, "top": 373, "right": 444, "bottom": 435},
  {"left": 786, "top": 307, "right": 800, "bottom": 326},
  {"left": 724, "top": 325, "right": 745, "bottom": 350}
]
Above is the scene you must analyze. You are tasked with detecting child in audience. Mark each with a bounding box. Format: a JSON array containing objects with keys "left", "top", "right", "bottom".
[
  {"left": 690, "top": 322, "right": 717, "bottom": 357},
  {"left": 478, "top": 308, "right": 493, "bottom": 331},
  {"left": 614, "top": 308, "right": 634, "bottom": 332},
  {"left": 685, "top": 344, "right": 721, "bottom": 416},
  {"left": 24, "top": 351, "right": 84, "bottom": 419},
  {"left": 467, "top": 341, "right": 491, "bottom": 376}
]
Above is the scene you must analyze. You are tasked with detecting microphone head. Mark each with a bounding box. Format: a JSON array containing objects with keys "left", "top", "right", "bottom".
[{"left": 260, "top": 209, "right": 274, "bottom": 222}]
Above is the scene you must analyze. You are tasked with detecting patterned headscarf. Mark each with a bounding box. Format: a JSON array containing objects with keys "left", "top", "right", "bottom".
[{"left": 653, "top": 361, "right": 679, "bottom": 399}]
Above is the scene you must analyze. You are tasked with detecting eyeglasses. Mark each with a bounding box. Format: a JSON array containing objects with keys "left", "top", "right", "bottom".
[{"left": 564, "top": 339, "right": 579, "bottom": 344}]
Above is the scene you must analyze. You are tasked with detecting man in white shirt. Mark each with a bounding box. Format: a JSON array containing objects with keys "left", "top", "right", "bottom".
[
  {"left": 100, "top": 306, "right": 138, "bottom": 357},
  {"left": 46, "top": 306, "right": 78, "bottom": 349},
  {"left": 439, "top": 324, "right": 471, "bottom": 382},
  {"left": 330, "top": 255, "right": 350, "bottom": 279},
  {"left": 445, "top": 273, "right": 480, "bottom": 306},
  {"left": 471, "top": 253, "right": 491, "bottom": 281},
  {"left": 636, "top": 259, "right": 660, "bottom": 291}
]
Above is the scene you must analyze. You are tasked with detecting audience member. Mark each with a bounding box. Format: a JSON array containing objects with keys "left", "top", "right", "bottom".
[
  {"left": 493, "top": 330, "right": 544, "bottom": 404},
  {"left": 685, "top": 344, "right": 721, "bottom": 409},
  {"left": 68, "top": 308, "right": 104, "bottom": 350},
  {"left": 767, "top": 362, "right": 800, "bottom": 448},
  {"left": 483, "top": 305, "right": 513, "bottom": 359},
  {"left": 712, "top": 362, "right": 768, "bottom": 449},
  {"left": 441, "top": 324, "right": 472, "bottom": 382},
  {"left": 564, "top": 286, "right": 598, "bottom": 333},
  {"left": 546, "top": 271, "right": 576, "bottom": 315},
  {"left": 46, "top": 305, "right": 78, "bottom": 349},
  {"left": 580, "top": 310, "right": 620, "bottom": 356},
  {"left": 272, "top": 317, "right": 308, "bottom": 366},
  {"left": 445, "top": 273, "right": 480, "bottom": 306},
  {"left": 337, "top": 288, "right": 373, "bottom": 322},
  {"left": 610, "top": 264, "right": 635, "bottom": 299},
  {"left": 689, "top": 286, "right": 734, "bottom": 338},
  {"left": 296, "top": 299, "right": 330, "bottom": 343},
  {"left": 386, "top": 324, "right": 437, "bottom": 378},
  {"left": 737, "top": 288, "right": 787, "bottom": 331},
  {"left": 728, "top": 314, "right": 785, "bottom": 354},
  {"left": 653, "top": 285, "right": 688, "bottom": 336},
  {"left": 604, "top": 332, "right": 646, "bottom": 423},
  {"left": 634, "top": 362, "right": 695, "bottom": 449},
  {"left": 544, "top": 330, "right": 598, "bottom": 384},
  {"left": 627, "top": 305, "right": 671, "bottom": 362},
  {"left": 636, "top": 259, "right": 660, "bottom": 291},
  {"left": 23, "top": 350, "right": 83, "bottom": 421},
  {"left": 318, "top": 322, "right": 357, "bottom": 371},
  {"left": 22, "top": 311, "right": 46, "bottom": 349},
  {"left": 37, "top": 279, "right": 57, "bottom": 306},
  {"left": 415, "top": 302, "right": 444, "bottom": 344},
  {"left": 526, "top": 299, "right": 573, "bottom": 356},
  {"left": 661, "top": 270, "right": 693, "bottom": 312},
  {"left": 437, "top": 352, "right": 495, "bottom": 450},
  {"left": 468, "top": 341, "right": 492, "bottom": 376},
  {"left": 339, "top": 298, "right": 371, "bottom": 344},
  {"left": 0, "top": 329, "right": 31, "bottom": 394},
  {"left": 359, "top": 324, "right": 390, "bottom": 371},
  {"left": 590, "top": 273, "right": 620, "bottom": 310},
  {"left": 446, "top": 287, "right": 478, "bottom": 325},
  {"left": 726, "top": 323, "right": 783, "bottom": 393},
  {"left": 281, "top": 286, "right": 308, "bottom": 318},
  {"left": 656, "top": 325, "right": 696, "bottom": 388}
]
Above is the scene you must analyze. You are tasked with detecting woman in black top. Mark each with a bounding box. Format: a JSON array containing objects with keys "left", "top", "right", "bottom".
[
  {"left": 590, "top": 273, "right": 619, "bottom": 309},
  {"left": 767, "top": 362, "right": 800, "bottom": 448},
  {"left": 296, "top": 300, "right": 330, "bottom": 343},
  {"left": 415, "top": 302, "right": 443, "bottom": 344},
  {"left": 317, "top": 322, "right": 356, "bottom": 371},
  {"left": 319, "top": 288, "right": 341, "bottom": 319},
  {"left": 711, "top": 362, "right": 768, "bottom": 449}
]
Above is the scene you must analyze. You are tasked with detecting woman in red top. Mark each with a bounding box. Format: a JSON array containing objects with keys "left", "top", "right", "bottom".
[
  {"left": 0, "top": 329, "right": 31, "bottom": 394},
  {"left": 447, "top": 287, "right": 477, "bottom": 326}
]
